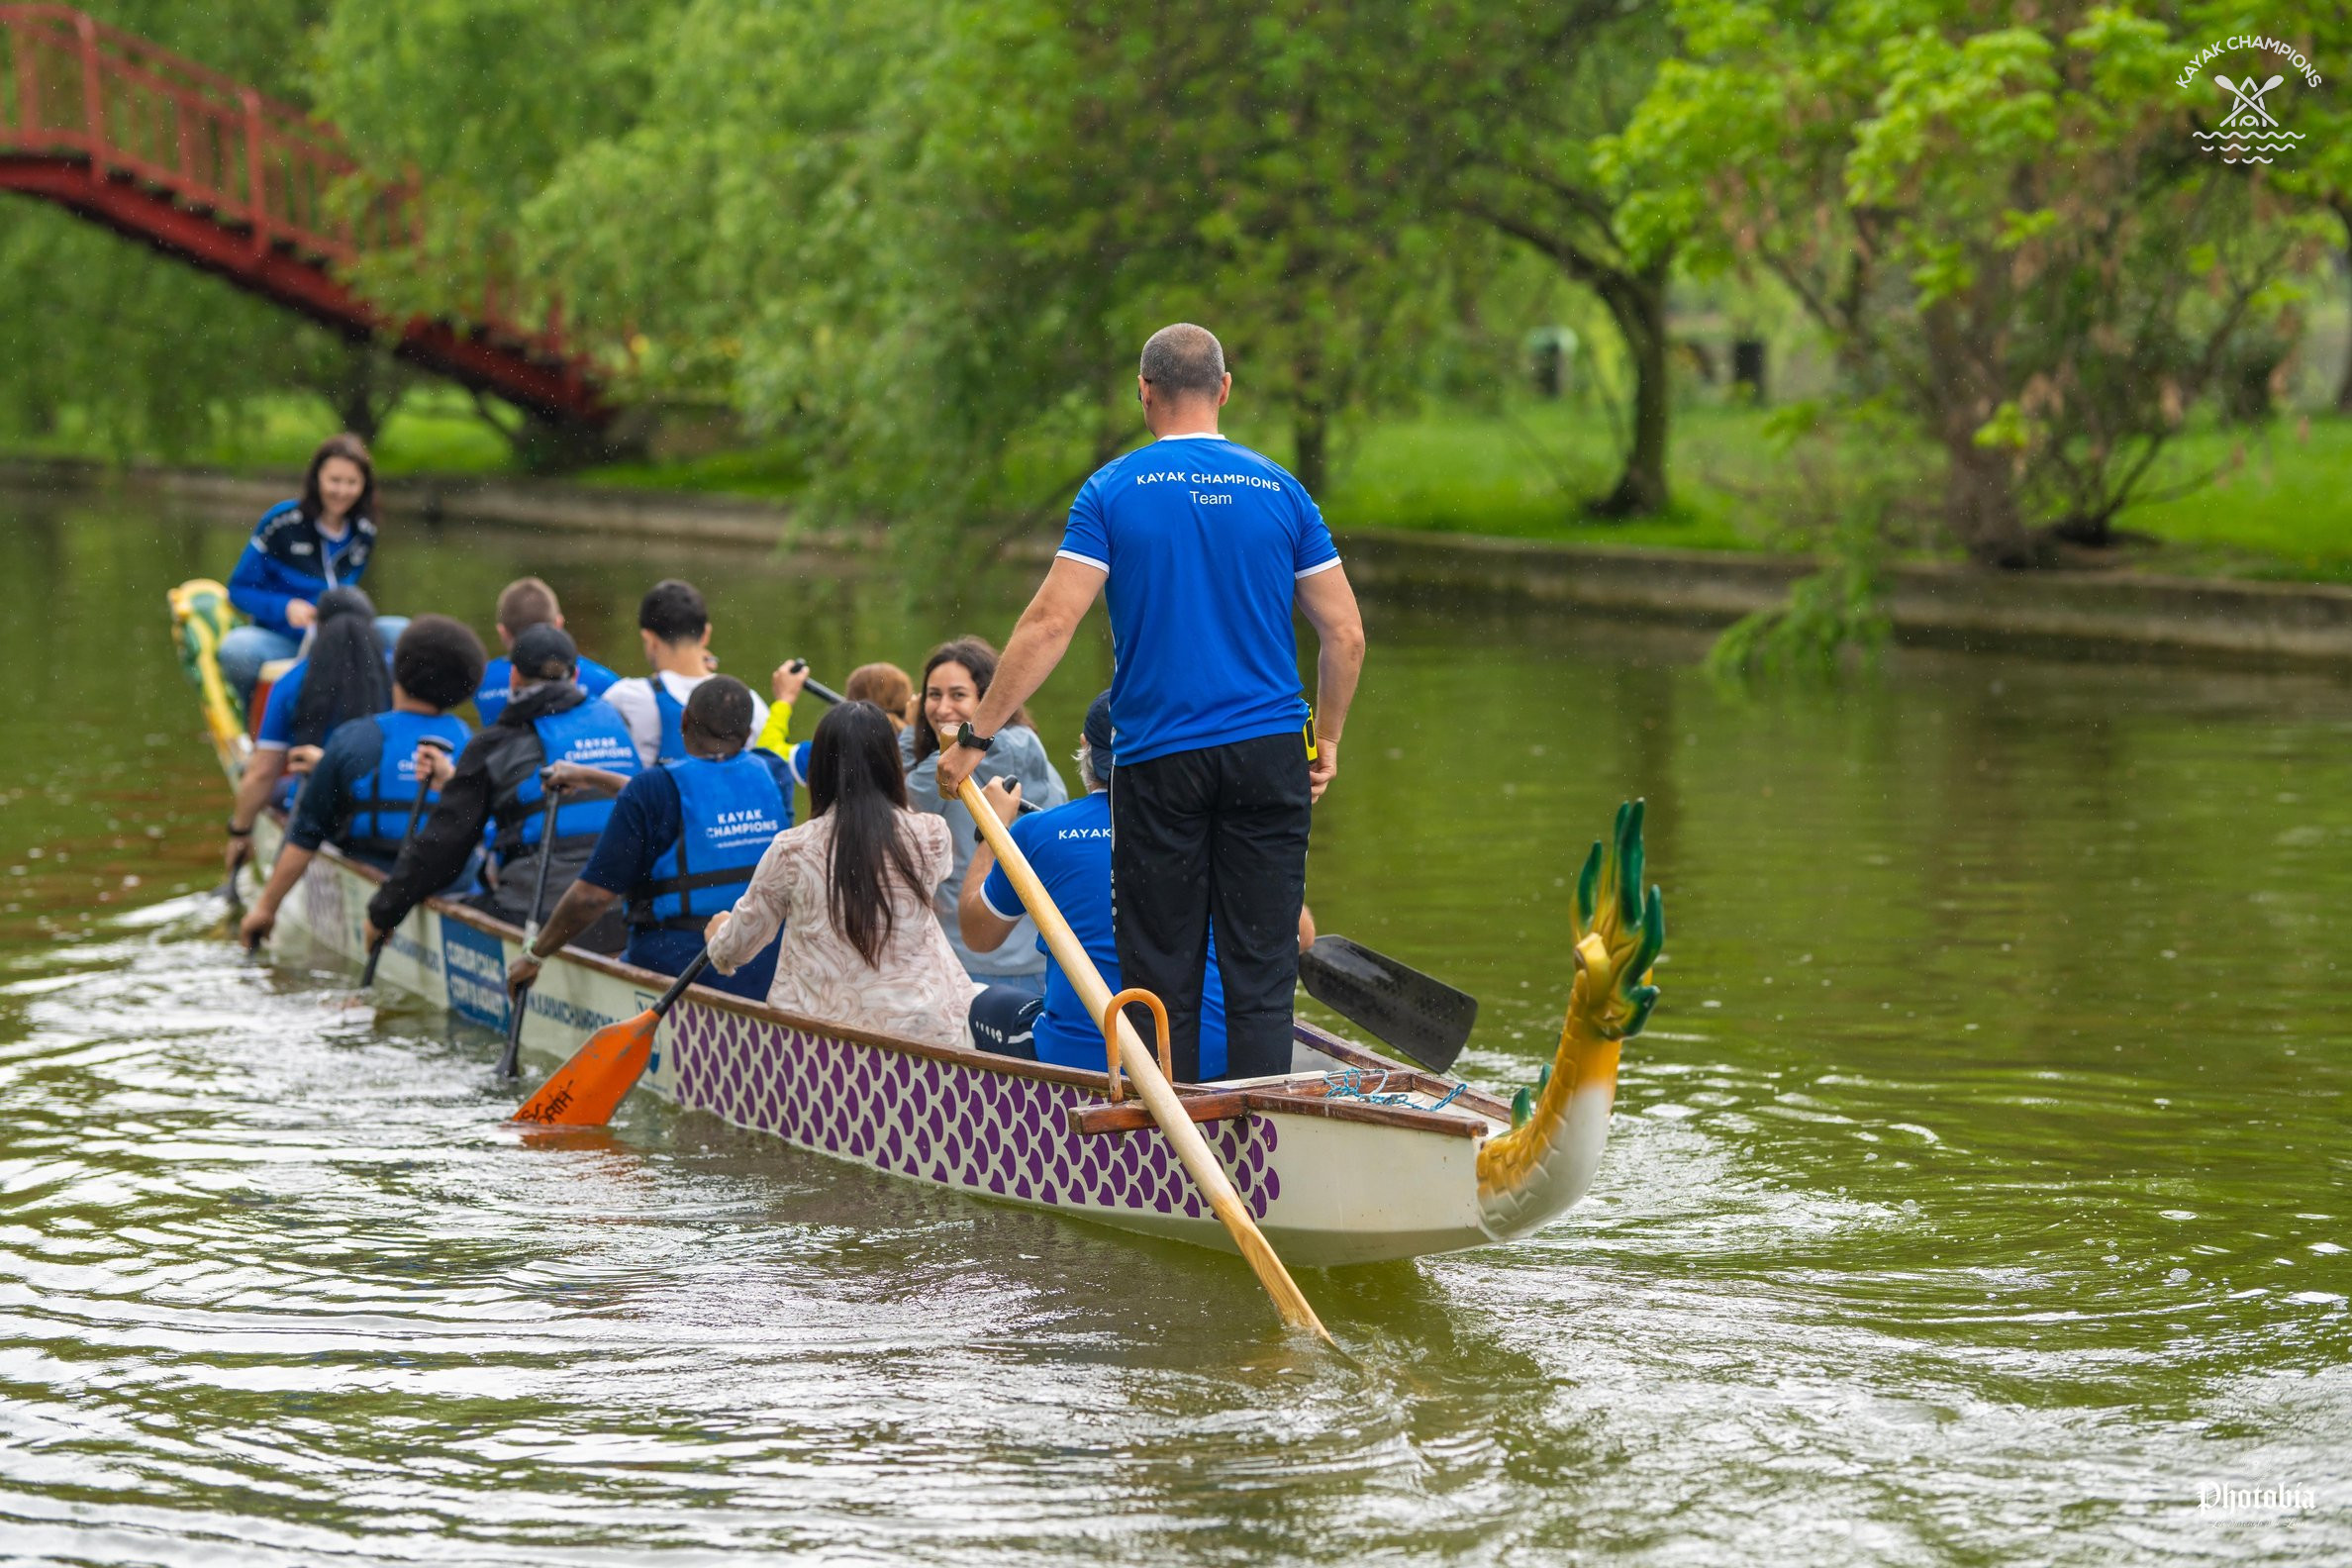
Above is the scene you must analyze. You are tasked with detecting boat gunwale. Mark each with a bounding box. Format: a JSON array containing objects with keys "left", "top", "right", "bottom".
[{"left": 280, "top": 815, "right": 1500, "bottom": 1140}]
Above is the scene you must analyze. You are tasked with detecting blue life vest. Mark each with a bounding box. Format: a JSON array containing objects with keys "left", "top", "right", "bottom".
[
  {"left": 652, "top": 678, "right": 688, "bottom": 765},
  {"left": 630, "top": 752, "right": 790, "bottom": 931},
  {"left": 340, "top": 710, "right": 471, "bottom": 858},
  {"left": 493, "top": 698, "right": 641, "bottom": 859}
]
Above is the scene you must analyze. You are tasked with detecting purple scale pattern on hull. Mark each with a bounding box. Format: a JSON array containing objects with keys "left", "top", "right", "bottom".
[{"left": 663, "top": 1003, "right": 1278, "bottom": 1222}]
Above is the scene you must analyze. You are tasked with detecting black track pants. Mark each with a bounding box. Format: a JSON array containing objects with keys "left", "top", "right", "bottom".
[{"left": 1110, "top": 732, "right": 1310, "bottom": 1082}]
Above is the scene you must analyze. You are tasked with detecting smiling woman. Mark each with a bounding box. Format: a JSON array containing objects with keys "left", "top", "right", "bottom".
[
  {"left": 215, "top": 434, "right": 408, "bottom": 702},
  {"left": 899, "top": 637, "right": 1068, "bottom": 992}
]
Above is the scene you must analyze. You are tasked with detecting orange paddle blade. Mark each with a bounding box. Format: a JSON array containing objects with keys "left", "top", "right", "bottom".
[{"left": 512, "top": 1009, "right": 656, "bottom": 1126}]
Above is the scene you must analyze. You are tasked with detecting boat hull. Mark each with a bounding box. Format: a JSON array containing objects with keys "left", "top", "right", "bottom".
[{"left": 258, "top": 819, "right": 1507, "bottom": 1266}]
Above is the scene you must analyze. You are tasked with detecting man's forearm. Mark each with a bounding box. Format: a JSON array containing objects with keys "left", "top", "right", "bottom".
[
  {"left": 531, "top": 882, "right": 618, "bottom": 957},
  {"left": 1315, "top": 636, "right": 1364, "bottom": 742},
  {"left": 253, "top": 844, "right": 313, "bottom": 917},
  {"left": 973, "top": 611, "right": 1075, "bottom": 737}
]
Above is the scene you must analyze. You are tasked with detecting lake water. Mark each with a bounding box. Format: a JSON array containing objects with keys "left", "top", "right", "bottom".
[{"left": 1, "top": 497, "right": 2346, "bottom": 1564}]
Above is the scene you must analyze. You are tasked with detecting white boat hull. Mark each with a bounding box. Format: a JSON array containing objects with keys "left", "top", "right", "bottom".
[{"left": 258, "top": 819, "right": 1514, "bottom": 1266}]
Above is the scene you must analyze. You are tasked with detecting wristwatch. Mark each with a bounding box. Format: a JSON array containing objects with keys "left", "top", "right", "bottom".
[
  {"left": 226, "top": 821, "right": 252, "bottom": 838},
  {"left": 952, "top": 722, "right": 996, "bottom": 753}
]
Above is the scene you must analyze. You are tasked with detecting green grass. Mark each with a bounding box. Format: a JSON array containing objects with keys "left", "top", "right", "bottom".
[
  {"left": 14, "top": 388, "right": 2352, "bottom": 585},
  {"left": 2104, "top": 419, "right": 2352, "bottom": 584}
]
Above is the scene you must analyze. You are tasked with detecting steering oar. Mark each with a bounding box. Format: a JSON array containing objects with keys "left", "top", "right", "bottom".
[{"left": 954, "top": 774, "right": 1331, "bottom": 1344}]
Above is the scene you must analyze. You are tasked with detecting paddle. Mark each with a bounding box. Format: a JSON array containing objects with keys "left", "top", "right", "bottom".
[
  {"left": 513, "top": 951, "right": 710, "bottom": 1125},
  {"left": 1298, "top": 934, "right": 1478, "bottom": 1074},
  {"left": 359, "top": 735, "right": 454, "bottom": 989},
  {"left": 955, "top": 774, "right": 1331, "bottom": 1344},
  {"left": 495, "top": 777, "right": 564, "bottom": 1078}
]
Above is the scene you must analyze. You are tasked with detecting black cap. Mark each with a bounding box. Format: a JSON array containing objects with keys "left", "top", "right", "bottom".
[
  {"left": 510, "top": 624, "right": 579, "bottom": 682},
  {"left": 1084, "top": 690, "right": 1115, "bottom": 776}
]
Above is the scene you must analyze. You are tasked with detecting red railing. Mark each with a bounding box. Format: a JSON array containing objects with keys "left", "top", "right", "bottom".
[{"left": 0, "top": 4, "right": 607, "bottom": 426}]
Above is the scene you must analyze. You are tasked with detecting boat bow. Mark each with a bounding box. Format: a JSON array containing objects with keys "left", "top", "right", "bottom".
[{"left": 1475, "top": 801, "right": 1663, "bottom": 1239}]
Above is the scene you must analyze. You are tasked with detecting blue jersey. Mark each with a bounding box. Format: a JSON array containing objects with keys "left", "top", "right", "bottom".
[
  {"left": 227, "top": 500, "right": 376, "bottom": 637},
  {"left": 581, "top": 750, "right": 795, "bottom": 1002},
  {"left": 1058, "top": 434, "right": 1338, "bottom": 765},
  {"left": 476, "top": 652, "right": 621, "bottom": 727},
  {"left": 491, "top": 698, "right": 641, "bottom": 861},
  {"left": 978, "top": 791, "right": 1226, "bottom": 1075},
  {"left": 286, "top": 710, "right": 473, "bottom": 886}
]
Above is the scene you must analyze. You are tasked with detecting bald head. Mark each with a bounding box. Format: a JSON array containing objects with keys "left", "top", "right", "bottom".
[{"left": 1139, "top": 324, "right": 1226, "bottom": 404}]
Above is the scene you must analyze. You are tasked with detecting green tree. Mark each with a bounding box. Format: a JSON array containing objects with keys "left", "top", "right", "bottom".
[
  {"left": 517, "top": 0, "right": 1475, "bottom": 546},
  {"left": 1353, "top": 1, "right": 1687, "bottom": 516},
  {"left": 1612, "top": 0, "right": 2320, "bottom": 565},
  {"left": 0, "top": 0, "right": 392, "bottom": 455}
]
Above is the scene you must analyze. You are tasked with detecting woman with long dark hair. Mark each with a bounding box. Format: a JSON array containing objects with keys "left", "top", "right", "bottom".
[
  {"left": 899, "top": 637, "right": 1067, "bottom": 992},
  {"left": 705, "top": 702, "right": 979, "bottom": 1048},
  {"left": 218, "top": 433, "right": 408, "bottom": 701},
  {"left": 224, "top": 587, "right": 396, "bottom": 875}
]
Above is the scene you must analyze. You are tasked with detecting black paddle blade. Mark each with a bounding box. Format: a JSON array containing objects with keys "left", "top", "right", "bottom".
[{"left": 1298, "top": 935, "right": 1477, "bottom": 1073}]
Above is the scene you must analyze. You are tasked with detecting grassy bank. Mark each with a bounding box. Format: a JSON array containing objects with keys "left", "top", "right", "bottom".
[{"left": 14, "top": 393, "right": 2352, "bottom": 584}]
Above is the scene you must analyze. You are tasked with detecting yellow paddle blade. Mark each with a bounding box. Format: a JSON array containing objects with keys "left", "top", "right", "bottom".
[{"left": 512, "top": 1010, "right": 656, "bottom": 1126}]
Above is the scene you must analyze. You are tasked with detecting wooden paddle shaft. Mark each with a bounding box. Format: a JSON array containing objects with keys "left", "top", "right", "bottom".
[{"left": 954, "top": 777, "right": 1328, "bottom": 1342}]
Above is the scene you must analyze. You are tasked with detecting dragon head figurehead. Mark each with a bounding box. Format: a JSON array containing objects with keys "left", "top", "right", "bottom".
[{"left": 1476, "top": 799, "right": 1663, "bottom": 1239}]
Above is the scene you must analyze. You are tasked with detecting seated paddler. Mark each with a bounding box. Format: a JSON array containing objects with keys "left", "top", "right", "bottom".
[
  {"left": 364, "top": 624, "right": 642, "bottom": 954},
  {"left": 236, "top": 617, "right": 486, "bottom": 949},
  {"left": 958, "top": 692, "right": 1236, "bottom": 1078},
  {"left": 504, "top": 676, "right": 794, "bottom": 1004},
  {"left": 224, "top": 586, "right": 395, "bottom": 888},
  {"left": 475, "top": 575, "right": 621, "bottom": 726}
]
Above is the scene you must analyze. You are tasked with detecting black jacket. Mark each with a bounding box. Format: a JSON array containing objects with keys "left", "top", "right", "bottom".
[{"left": 367, "top": 681, "right": 589, "bottom": 931}]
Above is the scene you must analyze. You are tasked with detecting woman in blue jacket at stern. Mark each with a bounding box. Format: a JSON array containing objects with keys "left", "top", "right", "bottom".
[{"left": 218, "top": 433, "right": 407, "bottom": 702}]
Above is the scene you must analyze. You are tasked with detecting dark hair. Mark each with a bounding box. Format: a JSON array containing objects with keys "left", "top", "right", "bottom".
[
  {"left": 907, "top": 636, "right": 1038, "bottom": 765},
  {"left": 300, "top": 433, "right": 376, "bottom": 525},
  {"left": 289, "top": 587, "right": 390, "bottom": 745},
  {"left": 392, "top": 615, "right": 487, "bottom": 712},
  {"left": 496, "top": 576, "right": 559, "bottom": 636},
  {"left": 638, "top": 578, "right": 708, "bottom": 643},
  {"left": 685, "top": 674, "right": 754, "bottom": 748},
  {"left": 808, "top": 702, "right": 924, "bottom": 967},
  {"left": 1139, "top": 323, "right": 1226, "bottom": 401}
]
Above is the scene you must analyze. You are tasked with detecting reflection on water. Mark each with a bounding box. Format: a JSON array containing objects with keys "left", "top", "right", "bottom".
[{"left": 0, "top": 500, "right": 2346, "bottom": 1563}]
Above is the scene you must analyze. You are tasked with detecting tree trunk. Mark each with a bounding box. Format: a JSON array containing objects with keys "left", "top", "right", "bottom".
[
  {"left": 1942, "top": 430, "right": 2036, "bottom": 565},
  {"left": 1589, "top": 258, "right": 1671, "bottom": 518},
  {"left": 1293, "top": 403, "right": 1328, "bottom": 497}
]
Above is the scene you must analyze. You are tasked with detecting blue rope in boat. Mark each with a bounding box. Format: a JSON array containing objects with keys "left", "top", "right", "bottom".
[{"left": 1320, "top": 1066, "right": 1467, "bottom": 1113}]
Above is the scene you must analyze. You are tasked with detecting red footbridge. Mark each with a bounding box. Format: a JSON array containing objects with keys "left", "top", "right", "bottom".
[{"left": 0, "top": 4, "right": 609, "bottom": 428}]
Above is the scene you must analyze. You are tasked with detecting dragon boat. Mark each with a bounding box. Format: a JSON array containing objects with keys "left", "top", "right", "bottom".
[{"left": 168, "top": 579, "right": 1664, "bottom": 1266}]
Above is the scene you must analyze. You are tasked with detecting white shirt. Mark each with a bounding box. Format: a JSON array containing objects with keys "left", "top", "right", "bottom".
[{"left": 605, "top": 669, "right": 771, "bottom": 766}]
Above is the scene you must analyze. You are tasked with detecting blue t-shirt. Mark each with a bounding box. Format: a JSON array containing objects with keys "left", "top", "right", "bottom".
[
  {"left": 475, "top": 652, "right": 620, "bottom": 726},
  {"left": 1058, "top": 434, "right": 1338, "bottom": 765},
  {"left": 978, "top": 791, "right": 1226, "bottom": 1076},
  {"left": 254, "top": 660, "right": 309, "bottom": 750},
  {"left": 578, "top": 749, "right": 796, "bottom": 1001}
]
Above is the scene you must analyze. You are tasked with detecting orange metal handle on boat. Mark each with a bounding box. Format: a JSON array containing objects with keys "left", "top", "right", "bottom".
[{"left": 1100, "top": 987, "right": 1173, "bottom": 1104}]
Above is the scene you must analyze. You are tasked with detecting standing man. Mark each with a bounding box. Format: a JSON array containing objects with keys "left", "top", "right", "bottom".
[{"left": 934, "top": 324, "right": 1366, "bottom": 1081}]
